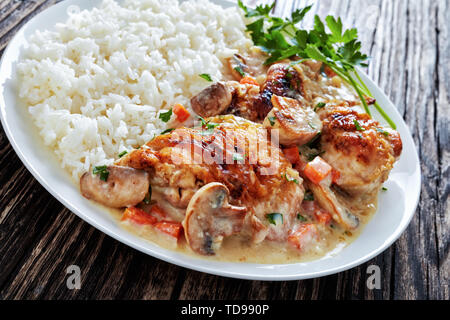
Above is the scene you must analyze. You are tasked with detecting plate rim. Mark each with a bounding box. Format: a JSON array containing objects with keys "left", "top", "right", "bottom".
[{"left": 0, "top": 0, "right": 421, "bottom": 281}]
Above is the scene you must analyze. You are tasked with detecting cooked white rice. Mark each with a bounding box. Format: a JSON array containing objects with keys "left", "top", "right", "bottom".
[{"left": 17, "top": 0, "right": 251, "bottom": 179}]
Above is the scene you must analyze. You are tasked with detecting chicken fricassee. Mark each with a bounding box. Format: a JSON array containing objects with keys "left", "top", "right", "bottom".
[{"left": 80, "top": 54, "right": 402, "bottom": 263}]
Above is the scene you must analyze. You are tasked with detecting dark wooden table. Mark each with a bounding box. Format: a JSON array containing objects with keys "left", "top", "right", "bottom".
[{"left": 0, "top": 0, "right": 448, "bottom": 300}]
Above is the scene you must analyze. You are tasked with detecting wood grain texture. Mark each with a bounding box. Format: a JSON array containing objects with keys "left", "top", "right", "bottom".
[{"left": 0, "top": 0, "right": 448, "bottom": 300}]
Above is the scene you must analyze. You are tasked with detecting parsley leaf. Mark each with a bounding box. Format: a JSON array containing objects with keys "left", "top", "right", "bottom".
[
  {"left": 314, "top": 102, "right": 326, "bottom": 112},
  {"left": 198, "top": 116, "right": 219, "bottom": 130},
  {"left": 159, "top": 109, "right": 172, "bottom": 123},
  {"left": 93, "top": 165, "right": 109, "bottom": 182},
  {"left": 118, "top": 150, "right": 128, "bottom": 158},
  {"left": 160, "top": 128, "right": 175, "bottom": 135},
  {"left": 291, "top": 5, "right": 313, "bottom": 24},
  {"left": 199, "top": 73, "right": 213, "bottom": 82},
  {"left": 376, "top": 128, "right": 390, "bottom": 136},
  {"left": 233, "top": 153, "right": 245, "bottom": 162},
  {"left": 282, "top": 173, "right": 299, "bottom": 184},
  {"left": 268, "top": 116, "right": 276, "bottom": 126},
  {"left": 234, "top": 66, "right": 246, "bottom": 77},
  {"left": 143, "top": 186, "right": 152, "bottom": 204},
  {"left": 266, "top": 213, "right": 283, "bottom": 225},
  {"left": 238, "top": 0, "right": 274, "bottom": 18},
  {"left": 353, "top": 119, "right": 365, "bottom": 131}
]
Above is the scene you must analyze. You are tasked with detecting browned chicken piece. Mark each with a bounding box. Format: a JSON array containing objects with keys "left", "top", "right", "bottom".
[
  {"left": 263, "top": 95, "right": 322, "bottom": 146},
  {"left": 253, "top": 62, "right": 300, "bottom": 119},
  {"left": 317, "top": 101, "right": 402, "bottom": 197},
  {"left": 183, "top": 182, "right": 247, "bottom": 255},
  {"left": 295, "top": 101, "right": 403, "bottom": 229},
  {"left": 113, "top": 115, "right": 304, "bottom": 251},
  {"left": 80, "top": 166, "right": 149, "bottom": 208}
]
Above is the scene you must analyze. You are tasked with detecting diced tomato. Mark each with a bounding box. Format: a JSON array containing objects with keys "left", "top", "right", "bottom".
[
  {"left": 283, "top": 146, "right": 300, "bottom": 164},
  {"left": 121, "top": 206, "right": 157, "bottom": 225},
  {"left": 173, "top": 103, "right": 190, "bottom": 123},
  {"left": 153, "top": 221, "right": 183, "bottom": 239},
  {"left": 240, "top": 76, "right": 259, "bottom": 86},
  {"left": 303, "top": 156, "right": 332, "bottom": 184},
  {"left": 288, "top": 223, "right": 319, "bottom": 251},
  {"left": 314, "top": 209, "right": 332, "bottom": 225},
  {"left": 331, "top": 168, "right": 340, "bottom": 184},
  {"left": 149, "top": 204, "right": 168, "bottom": 221}
]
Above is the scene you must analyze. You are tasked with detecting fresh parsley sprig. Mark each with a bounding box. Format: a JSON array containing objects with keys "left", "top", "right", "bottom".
[{"left": 237, "top": 1, "right": 396, "bottom": 129}]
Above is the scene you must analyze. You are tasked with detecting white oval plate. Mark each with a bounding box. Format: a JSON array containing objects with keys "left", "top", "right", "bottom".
[{"left": 0, "top": 0, "right": 420, "bottom": 280}]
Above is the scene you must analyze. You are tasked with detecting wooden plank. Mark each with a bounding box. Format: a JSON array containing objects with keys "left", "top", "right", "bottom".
[
  {"left": 0, "top": 0, "right": 61, "bottom": 51},
  {"left": 435, "top": 0, "right": 449, "bottom": 301}
]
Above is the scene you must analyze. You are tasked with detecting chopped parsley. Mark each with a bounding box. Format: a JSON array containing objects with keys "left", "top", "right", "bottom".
[
  {"left": 199, "top": 73, "right": 213, "bottom": 82},
  {"left": 118, "top": 150, "right": 128, "bottom": 158},
  {"left": 304, "top": 190, "right": 314, "bottom": 201},
  {"left": 353, "top": 119, "right": 365, "bottom": 131},
  {"left": 159, "top": 109, "right": 172, "bottom": 123},
  {"left": 314, "top": 102, "right": 326, "bottom": 112},
  {"left": 268, "top": 116, "right": 276, "bottom": 126},
  {"left": 232, "top": 153, "right": 245, "bottom": 162},
  {"left": 198, "top": 116, "right": 220, "bottom": 130},
  {"left": 381, "top": 186, "right": 388, "bottom": 191},
  {"left": 93, "top": 165, "right": 109, "bottom": 182},
  {"left": 234, "top": 66, "right": 246, "bottom": 77},
  {"left": 143, "top": 186, "right": 152, "bottom": 204},
  {"left": 376, "top": 128, "right": 390, "bottom": 136},
  {"left": 282, "top": 173, "right": 299, "bottom": 184},
  {"left": 160, "top": 128, "right": 175, "bottom": 135},
  {"left": 297, "top": 214, "right": 307, "bottom": 222},
  {"left": 266, "top": 213, "right": 283, "bottom": 226}
]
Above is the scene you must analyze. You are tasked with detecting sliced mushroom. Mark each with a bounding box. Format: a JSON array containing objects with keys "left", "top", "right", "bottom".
[
  {"left": 80, "top": 165, "right": 149, "bottom": 208},
  {"left": 190, "top": 82, "right": 234, "bottom": 118},
  {"left": 263, "top": 95, "right": 322, "bottom": 146},
  {"left": 182, "top": 182, "right": 247, "bottom": 255},
  {"left": 306, "top": 180, "right": 359, "bottom": 230}
]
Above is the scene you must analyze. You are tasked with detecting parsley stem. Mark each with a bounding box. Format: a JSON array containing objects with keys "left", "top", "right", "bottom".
[
  {"left": 353, "top": 71, "right": 397, "bottom": 129},
  {"left": 373, "top": 102, "right": 397, "bottom": 129},
  {"left": 329, "top": 65, "right": 396, "bottom": 128},
  {"left": 354, "top": 71, "right": 370, "bottom": 94},
  {"left": 346, "top": 71, "right": 371, "bottom": 115}
]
